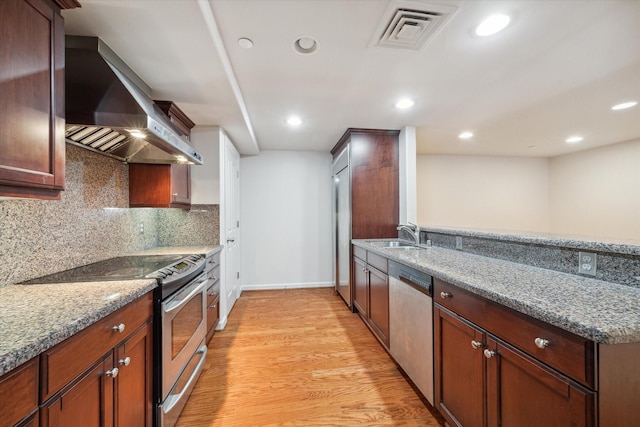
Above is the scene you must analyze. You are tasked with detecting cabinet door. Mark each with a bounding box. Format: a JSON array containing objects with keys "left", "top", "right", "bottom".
[
  {"left": 0, "top": 0, "right": 65, "bottom": 199},
  {"left": 352, "top": 256, "right": 368, "bottom": 317},
  {"left": 368, "top": 266, "right": 389, "bottom": 347},
  {"left": 434, "top": 305, "right": 486, "bottom": 427},
  {"left": 170, "top": 164, "right": 191, "bottom": 205},
  {"left": 114, "top": 321, "right": 153, "bottom": 427},
  {"left": 41, "top": 352, "right": 114, "bottom": 427},
  {"left": 486, "top": 336, "right": 595, "bottom": 427}
]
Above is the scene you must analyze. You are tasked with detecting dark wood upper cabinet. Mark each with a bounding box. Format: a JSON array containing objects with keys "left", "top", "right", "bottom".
[
  {"left": 129, "top": 163, "right": 191, "bottom": 208},
  {"left": 0, "top": 0, "right": 66, "bottom": 200},
  {"left": 332, "top": 128, "right": 400, "bottom": 240},
  {"left": 129, "top": 101, "right": 194, "bottom": 208},
  {"left": 154, "top": 100, "right": 196, "bottom": 140}
]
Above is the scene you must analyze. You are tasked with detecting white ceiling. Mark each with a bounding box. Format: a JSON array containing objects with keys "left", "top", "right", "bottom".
[{"left": 63, "top": 0, "right": 640, "bottom": 157}]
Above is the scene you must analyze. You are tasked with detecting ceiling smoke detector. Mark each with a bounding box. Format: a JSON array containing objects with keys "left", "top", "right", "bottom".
[{"left": 370, "top": 1, "right": 458, "bottom": 50}]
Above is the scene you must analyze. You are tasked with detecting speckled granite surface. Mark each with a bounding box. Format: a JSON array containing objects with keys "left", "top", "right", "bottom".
[
  {"left": 131, "top": 245, "right": 222, "bottom": 257},
  {"left": 424, "top": 228, "right": 640, "bottom": 288},
  {"left": 354, "top": 239, "right": 640, "bottom": 345},
  {"left": 0, "top": 280, "right": 156, "bottom": 376}
]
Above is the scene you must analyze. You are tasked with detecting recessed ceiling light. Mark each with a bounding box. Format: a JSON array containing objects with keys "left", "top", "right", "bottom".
[
  {"left": 238, "top": 38, "right": 254, "bottom": 49},
  {"left": 395, "top": 98, "right": 414, "bottom": 109},
  {"left": 566, "top": 136, "right": 584, "bottom": 144},
  {"left": 611, "top": 101, "right": 638, "bottom": 111},
  {"left": 293, "top": 37, "right": 318, "bottom": 55},
  {"left": 287, "top": 116, "right": 302, "bottom": 126},
  {"left": 475, "top": 14, "right": 511, "bottom": 37},
  {"left": 458, "top": 131, "right": 474, "bottom": 139}
]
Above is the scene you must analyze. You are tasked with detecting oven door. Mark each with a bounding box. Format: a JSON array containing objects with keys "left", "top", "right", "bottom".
[{"left": 161, "top": 272, "right": 207, "bottom": 400}]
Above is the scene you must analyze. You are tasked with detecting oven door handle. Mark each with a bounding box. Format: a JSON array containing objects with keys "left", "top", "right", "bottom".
[
  {"left": 164, "top": 274, "right": 207, "bottom": 313},
  {"left": 162, "top": 344, "right": 208, "bottom": 414}
]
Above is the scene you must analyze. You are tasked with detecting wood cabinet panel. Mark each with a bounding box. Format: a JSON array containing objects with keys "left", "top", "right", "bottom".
[
  {"left": 434, "top": 306, "right": 485, "bottom": 427},
  {"left": 366, "top": 251, "right": 387, "bottom": 274},
  {"left": 41, "top": 293, "right": 153, "bottom": 401},
  {"left": 434, "top": 278, "right": 594, "bottom": 388},
  {"left": 0, "top": 0, "right": 65, "bottom": 199},
  {"left": 0, "top": 357, "right": 39, "bottom": 427},
  {"left": 41, "top": 352, "right": 114, "bottom": 427},
  {"left": 114, "top": 321, "right": 153, "bottom": 427},
  {"left": 349, "top": 131, "right": 399, "bottom": 240},
  {"left": 368, "top": 266, "right": 389, "bottom": 347},
  {"left": 352, "top": 256, "right": 368, "bottom": 317},
  {"left": 486, "top": 336, "right": 594, "bottom": 427},
  {"left": 129, "top": 164, "right": 191, "bottom": 208}
]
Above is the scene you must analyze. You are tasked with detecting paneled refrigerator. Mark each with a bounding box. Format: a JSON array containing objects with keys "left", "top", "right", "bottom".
[{"left": 332, "top": 146, "right": 351, "bottom": 305}]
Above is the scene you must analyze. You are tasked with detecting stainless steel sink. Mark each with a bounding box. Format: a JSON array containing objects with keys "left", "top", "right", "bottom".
[{"left": 371, "top": 241, "right": 421, "bottom": 249}]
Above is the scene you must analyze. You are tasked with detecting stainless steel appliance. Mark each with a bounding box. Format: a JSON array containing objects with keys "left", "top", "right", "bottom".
[
  {"left": 21, "top": 253, "right": 208, "bottom": 427},
  {"left": 388, "top": 260, "right": 434, "bottom": 405},
  {"left": 332, "top": 146, "right": 351, "bottom": 306},
  {"left": 65, "top": 36, "right": 203, "bottom": 165}
]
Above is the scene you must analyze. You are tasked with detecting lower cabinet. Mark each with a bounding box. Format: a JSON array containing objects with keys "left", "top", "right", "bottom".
[
  {"left": 0, "top": 357, "right": 39, "bottom": 427},
  {"left": 352, "top": 247, "right": 389, "bottom": 348},
  {"left": 205, "top": 249, "right": 222, "bottom": 343},
  {"left": 434, "top": 278, "right": 595, "bottom": 427},
  {"left": 39, "top": 293, "right": 154, "bottom": 427}
]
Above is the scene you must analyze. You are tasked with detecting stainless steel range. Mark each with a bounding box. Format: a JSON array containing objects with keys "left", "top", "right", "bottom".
[{"left": 22, "top": 253, "right": 209, "bottom": 427}]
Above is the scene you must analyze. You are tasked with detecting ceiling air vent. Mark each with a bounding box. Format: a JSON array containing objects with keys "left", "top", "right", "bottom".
[{"left": 370, "top": 1, "right": 458, "bottom": 50}]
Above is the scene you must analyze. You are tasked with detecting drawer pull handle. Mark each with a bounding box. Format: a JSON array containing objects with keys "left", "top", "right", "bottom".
[
  {"left": 112, "top": 323, "right": 125, "bottom": 333},
  {"left": 119, "top": 357, "right": 131, "bottom": 367},
  {"left": 440, "top": 292, "right": 452, "bottom": 299},
  {"left": 105, "top": 367, "right": 119, "bottom": 378},
  {"left": 535, "top": 338, "right": 550, "bottom": 349},
  {"left": 471, "top": 340, "right": 484, "bottom": 349},
  {"left": 483, "top": 349, "right": 496, "bottom": 359}
]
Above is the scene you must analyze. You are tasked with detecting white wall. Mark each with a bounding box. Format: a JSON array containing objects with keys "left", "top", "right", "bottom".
[
  {"left": 399, "top": 126, "right": 417, "bottom": 224},
  {"left": 549, "top": 138, "right": 640, "bottom": 240},
  {"left": 416, "top": 154, "right": 550, "bottom": 233},
  {"left": 240, "top": 150, "right": 333, "bottom": 290}
]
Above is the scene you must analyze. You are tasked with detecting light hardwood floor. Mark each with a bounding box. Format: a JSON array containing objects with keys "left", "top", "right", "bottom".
[{"left": 176, "top": 288, "right": 445, "bottom": 426}]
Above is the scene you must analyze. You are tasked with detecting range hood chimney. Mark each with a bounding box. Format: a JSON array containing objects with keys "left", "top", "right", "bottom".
[{"left": 65, "top": 36, "right": 203, "bottom": 165}]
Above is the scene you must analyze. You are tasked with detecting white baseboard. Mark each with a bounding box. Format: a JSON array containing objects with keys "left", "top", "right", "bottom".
[{"left": 241, "top": 281, "right": 334, "bottom": 291}]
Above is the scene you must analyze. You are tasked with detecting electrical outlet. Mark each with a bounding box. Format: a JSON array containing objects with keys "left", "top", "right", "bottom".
[
  {"left": 138, "top": 223, "right": 144, "bottom": 235},
  {"left": 455, "top": 236, "right": 462, "bottom": 250},
  {"left": 578, "top": 252, "right": 596, "bottom": 276}
]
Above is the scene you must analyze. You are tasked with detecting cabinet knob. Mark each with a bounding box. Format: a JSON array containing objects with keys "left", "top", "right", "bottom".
[
  {"left": 534, "top": 338, "right": 550, "bottom": 349},
  {"left": 119, "top": 357, "right": 131, "bottom": 367},
  {"left": 440, "top": 292, "right": 452, "bottom": 299},
  {"left": 483, "top": 349, "right": 496, "bottom": 359},
  {"left": 112, "top": 323, "right": 125, "bottom": 333},
  {"left": 105, "top": 367, "right": 119, "bottom": 378},
  {"left": 471, "top": 340, "right": 484, "bottom": 349}
]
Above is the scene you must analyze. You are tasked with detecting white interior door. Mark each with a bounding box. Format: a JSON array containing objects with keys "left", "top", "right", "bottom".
[{"left": 223, "top": 135, "right": 241, "bottom": 316}]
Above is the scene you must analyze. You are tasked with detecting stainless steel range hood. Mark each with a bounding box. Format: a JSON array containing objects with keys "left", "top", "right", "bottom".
[{"left": 65, "top": 36, "right": 203, "bottom": 165}]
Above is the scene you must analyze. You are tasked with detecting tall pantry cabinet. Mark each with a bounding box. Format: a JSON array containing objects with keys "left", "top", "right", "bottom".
[{"left": 331, "top": 128, "right": 399, "bottom": 311}]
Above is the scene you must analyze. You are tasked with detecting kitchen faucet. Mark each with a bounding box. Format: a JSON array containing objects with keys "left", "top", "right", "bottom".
[{"left": 397, "top": 223, "right": 421, "bottom": 245}]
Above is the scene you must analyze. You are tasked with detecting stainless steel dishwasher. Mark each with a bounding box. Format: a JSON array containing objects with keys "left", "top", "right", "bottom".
[{"left": 388, "top": 260, "right": 434, "bottom": 405}]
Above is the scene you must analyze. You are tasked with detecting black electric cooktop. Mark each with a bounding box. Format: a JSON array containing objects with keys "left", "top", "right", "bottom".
[{"left": 21, "top": 254, "right": 192, "bottom": 285}]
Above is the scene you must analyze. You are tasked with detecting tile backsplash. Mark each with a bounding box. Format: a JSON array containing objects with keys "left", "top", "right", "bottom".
[{"left": 0, "top": 144, "right": 219, "bottom": 287}]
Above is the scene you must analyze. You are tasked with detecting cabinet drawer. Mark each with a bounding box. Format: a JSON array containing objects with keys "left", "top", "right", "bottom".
[
  {"left": 353, "top": 245, "right": 366, "bottom": 261},
  {"left": 367, "top": 251, "right": 387, "bottom": 273},
  {"left": 205, "top": 251, "right": 221, "bottom": 272},
  {"left": 40, "top": 292, "right": 153, "bottom": 401},
  {"left": 207, "top": 282, "right": 221, "bottom": 306},
  {"left": 434, "top": 278, "right": 595, "bottom": 388},
  {"left": 0, "top": 357, "right": 38, "bottom": 427},
  {"left": 207, "top": 264, "right": 221, "bottom": 284}
]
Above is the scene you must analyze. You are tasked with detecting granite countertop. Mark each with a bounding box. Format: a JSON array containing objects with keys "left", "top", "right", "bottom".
[
  {"left": 354, "top": 239, "right": 640, "bottom": 345},
  {"left": 130, "top": 245, "right": 222, "bottom": 257},
  {"left": 0, "top": 279, "right": 157, "bottom": 376},
  {"left": 0, "top": 245, "right": 222, "bottom": 377}
]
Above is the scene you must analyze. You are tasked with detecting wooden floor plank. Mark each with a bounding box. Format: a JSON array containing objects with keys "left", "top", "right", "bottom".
[{"left": 176, "top": 288, "right": 445, "bottom": 426}]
